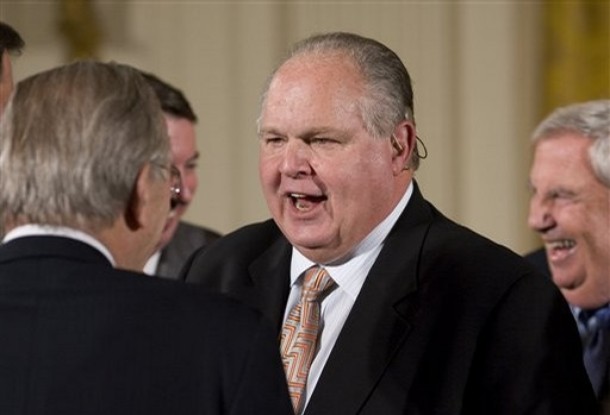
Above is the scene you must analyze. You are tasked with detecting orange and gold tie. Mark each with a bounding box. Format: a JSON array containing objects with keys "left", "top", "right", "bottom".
[{"left": 280, "top": 267, "right": 335, "bottom": 414}]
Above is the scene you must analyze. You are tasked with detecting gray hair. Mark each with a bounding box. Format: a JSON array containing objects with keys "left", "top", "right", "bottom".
[
  {"left": 0, "top": 60, "right": 170, "bottom": 232},
  {"left": 260, "top": 32, "right": 422, "bottom": 170},
  {"left": 532, "top": 100, "right": 610, "bottom": 188}
]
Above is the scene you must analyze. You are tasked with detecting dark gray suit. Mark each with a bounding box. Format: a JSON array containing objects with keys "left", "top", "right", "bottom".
[
  {"left": 183, "top": 183, "right": 596, "bottom": 414},
  {"left": 0, "top": 235, "right": 292, "bottom": 415},
  {"left": 157, "top": 221, "right": 221, "bottom": 279}
]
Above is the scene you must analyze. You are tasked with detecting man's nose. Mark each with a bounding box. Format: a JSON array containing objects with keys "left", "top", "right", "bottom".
[
  {"left": 280, "top": 140, "right": 312, "bottom": 178},
  {"left": 528, "top": 196, "right": 555, "bottom": 233}
]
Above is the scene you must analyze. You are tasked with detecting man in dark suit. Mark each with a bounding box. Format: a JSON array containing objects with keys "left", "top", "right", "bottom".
[
  {"left": 139, "top": 71, "right": 221, "bottom": 279},
  {"left": 183, "top": 32, "right": 596, "bottom": 414},
  {"left": 526, "top": 100, "right": 610, "bottom": 410},
  {"left": 0, "top": 61, "right": 292, "bottom": 414},
  {"left": 155, "top": 221, "right": 220, "bottom": 278}
]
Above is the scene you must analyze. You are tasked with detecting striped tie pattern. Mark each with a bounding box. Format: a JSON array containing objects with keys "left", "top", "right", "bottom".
[
  {"left": 578, "top": 306, "right": 610, "bottom": 397},
  {"left": 280, "top": 267, "right": 335, "bottom": 414}
]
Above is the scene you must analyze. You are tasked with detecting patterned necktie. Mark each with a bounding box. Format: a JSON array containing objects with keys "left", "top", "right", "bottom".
[
  {"left": 280, "top": 266, "right": 335, "bottom": 414},
  {"left": 579, "top": 306, "right": 610, "bottom": 397}
]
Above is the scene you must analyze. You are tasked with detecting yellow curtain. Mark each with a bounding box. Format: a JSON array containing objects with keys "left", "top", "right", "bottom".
[
  {"left": 58, "top": 0, "right": 101, "bottom": 60},
  {"left": 542, "top": 0, "right": 610, "bottom": 115}
]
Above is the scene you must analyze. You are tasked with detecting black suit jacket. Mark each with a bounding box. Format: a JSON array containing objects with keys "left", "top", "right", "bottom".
[
  {"left": 526, "top": 249, "right": 610, "bottom": 410},
  {"left": 0, "top": 236, "right": 292, "bottom": 415},
  {"left": 525, "top": 247, "right": 551, "bottom": 277},
  {"left": 157, "top": 221, "right": 221, "bottom": 279},
  {"left": 183, "top": 184, "right": 597, "bottom": 414}
]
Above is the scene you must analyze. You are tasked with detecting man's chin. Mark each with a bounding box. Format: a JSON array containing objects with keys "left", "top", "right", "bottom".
[
  {"left": 552, "top": 272, "right": 571, "bottom": 288},
  {"left": 552, "top": 269, "right": 585, "bottom": 291}
]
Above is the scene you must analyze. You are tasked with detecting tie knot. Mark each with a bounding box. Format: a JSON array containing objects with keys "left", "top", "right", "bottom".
[
  {"left": 578, "top": 305, "right": 610, "bottom": 338},
  {"left": 588, "top": 306, "right": 610, "bottom": 330},
  {"left": 301, "top": 267, "right": 335, "bottom": 302}
]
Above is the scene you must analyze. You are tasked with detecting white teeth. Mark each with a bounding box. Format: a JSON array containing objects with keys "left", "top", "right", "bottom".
[
  {"left": 289, "top": 192, "right": 324, "bottom": 210},
  {"left": 295, "top": 199, "right": 307, "bottom": 211},
  {"left": 547, "top": 240, "right": 576, "bottom": 250},
  {"left": 290, "top": 193, "right": 310, "bottom": 210}
]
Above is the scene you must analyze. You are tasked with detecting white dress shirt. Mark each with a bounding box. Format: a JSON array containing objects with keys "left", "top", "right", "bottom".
[
  {"left": 285, "top": 181, "right": 414, "bottom": 411},
  {"left": 143, "top": 250, "right": 161, "bottom": 275}
]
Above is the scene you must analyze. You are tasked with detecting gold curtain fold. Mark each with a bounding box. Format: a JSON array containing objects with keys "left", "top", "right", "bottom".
[
  {"left": 58, "top": 0, "right": 101, "bottom": 60},
  {"left": 542, "top": 0, "right": 610, "bottom": 115}
]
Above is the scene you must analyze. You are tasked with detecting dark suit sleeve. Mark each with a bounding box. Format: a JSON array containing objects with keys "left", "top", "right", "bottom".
[
  {"left": 227, "top": 315, "right": 293, "bottom": 415},
  {"left": 463, "top": 271, "right": 596, "bottom": 414},
  {"left": 524, "top": 247, "right": 551, "bottom": 278},
  {"left": 178, "top": 244, "right": 205, "bottom": 282}
]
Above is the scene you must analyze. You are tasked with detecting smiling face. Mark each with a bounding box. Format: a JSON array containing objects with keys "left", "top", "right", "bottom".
[
  {"left": 157, "top": 114, "right": 199, "bottom": 251},
  {"left": 258, "top": 53, "right": 413, "bottom": 264},
  {"left": 528, "top": 133, "right": 610, "bottom": 308}
]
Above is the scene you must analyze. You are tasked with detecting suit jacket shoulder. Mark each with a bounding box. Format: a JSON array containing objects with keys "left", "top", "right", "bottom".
[
  {"left": 524, "top": 247, "right": 551, "bottom": 277},
  {"left": 0, "top": 236, "right": 292, "bottom": 415},
  {"left": 157, "top": 221, "right": 221, "bottom": 279},
  {"left": 184, "top": 219, "right": 284, "bottom": 279},
  {"left": 183, "top": 219, "right": 291, "bottom": 327}
]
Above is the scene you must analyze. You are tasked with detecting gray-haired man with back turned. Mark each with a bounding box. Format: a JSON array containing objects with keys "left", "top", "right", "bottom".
[{"left": 0, "top": 60, "right": 292, "bottom": 415}]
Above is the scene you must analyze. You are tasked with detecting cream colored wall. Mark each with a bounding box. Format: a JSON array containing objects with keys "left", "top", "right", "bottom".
[{"left": 1, "top": 1, "right": 542, "bottom": 254}]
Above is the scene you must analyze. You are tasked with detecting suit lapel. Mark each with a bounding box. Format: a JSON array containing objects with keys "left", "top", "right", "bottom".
[
  {"left": 305, "top": 184, "right": 434, "bottom": 414},
  {"left": 249, "top": 235, "right": 292, "bottom": 332}
]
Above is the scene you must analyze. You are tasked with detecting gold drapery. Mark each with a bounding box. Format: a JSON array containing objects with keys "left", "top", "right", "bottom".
[
  {"left": 542, "top": 0, "right": 610, "bottom": 115},
  {"left": 58, "top": 0, "right": 101, "bottom": 60}
]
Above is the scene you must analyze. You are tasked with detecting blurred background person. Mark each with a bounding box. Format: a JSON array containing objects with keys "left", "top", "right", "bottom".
[
  {"left": 527, "top": 99, "right": 610, "bottom": 408},
  {"left": 0, "top": 60, "right": 292, "bottom": 414},
  {"left": 0, "top": 21, "right": 24, "bottom": 115},
  {"left": 139, "top": 71, "right": 221, "bottom": 279}
]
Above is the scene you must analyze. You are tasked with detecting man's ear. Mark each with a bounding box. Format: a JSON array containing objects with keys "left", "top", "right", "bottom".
[
  {"left": 390, "top": 120, "right": 416, "bottom": 175},
  {"left": 125, "top": 164, "right": 153, "bottom": 231}
]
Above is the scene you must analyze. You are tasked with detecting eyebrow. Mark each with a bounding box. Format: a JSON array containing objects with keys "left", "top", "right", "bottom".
[
  {"left": 187, "top": 151, "right": 200, "bottom": 162},
  {"left": 258, "top": 127, "right": 342, "bottom": 139},
  {"left": 258, "top": 127, "right": 282, "bottom": 137}
]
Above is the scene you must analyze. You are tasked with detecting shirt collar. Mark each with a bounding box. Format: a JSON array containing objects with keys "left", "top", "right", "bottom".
[
  {"left": 3, "top": 224, "right": 116, "bottom": 266},
  {"left": 143, "top": 250, "right": 161, "bottom": 275},
  {"left": 290, "top": 181, "right": 414, "bottom": 299}
]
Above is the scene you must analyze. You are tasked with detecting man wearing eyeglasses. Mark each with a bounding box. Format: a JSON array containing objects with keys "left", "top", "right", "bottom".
[
  {"left": 139, "top": 71, "right": 221, "bottom": 279},
  {"left": 0, "top": 61, "right": 292, "bottom": 414}
]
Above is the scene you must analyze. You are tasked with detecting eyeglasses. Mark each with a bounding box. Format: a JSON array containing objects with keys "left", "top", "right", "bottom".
[{"left": 169, "top": 165, "right": 182, "bottom": 211}]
